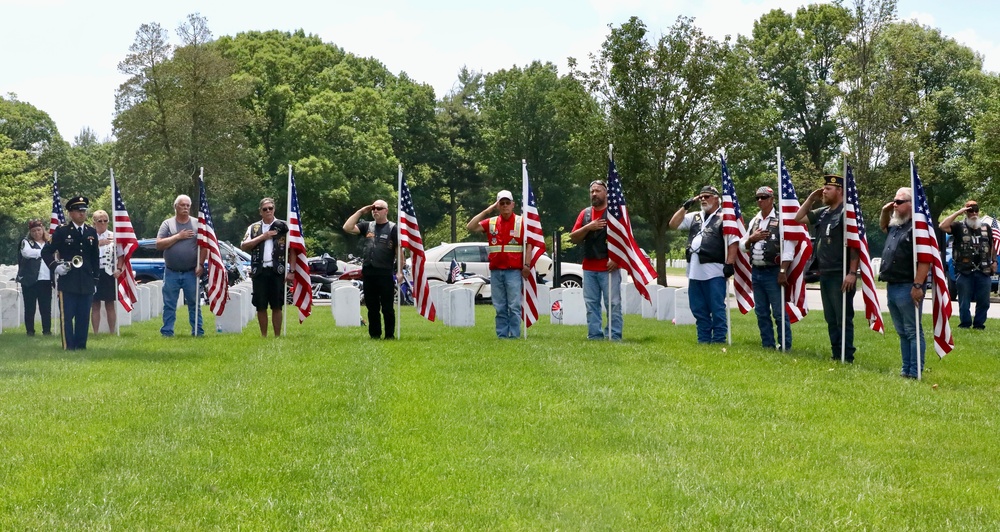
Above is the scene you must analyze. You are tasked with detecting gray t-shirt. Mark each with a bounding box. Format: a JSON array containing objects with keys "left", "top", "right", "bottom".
[{"left": 157, "top": 217, "right": 198, "bottom": 270}]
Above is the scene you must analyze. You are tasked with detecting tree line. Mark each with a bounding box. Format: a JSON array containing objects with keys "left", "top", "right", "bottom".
[{"left": 3, "top": 0, "right": 1000, "bottom": 277}]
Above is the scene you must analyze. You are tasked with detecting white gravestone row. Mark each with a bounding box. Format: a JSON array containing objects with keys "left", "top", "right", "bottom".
[{"left": 217, "top": 281, "right": 255, "bottom": 333}]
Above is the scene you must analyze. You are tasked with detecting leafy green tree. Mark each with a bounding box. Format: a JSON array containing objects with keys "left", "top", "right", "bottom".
[{"left": 434, "top": 68, "right": 486, "bottom": 242}]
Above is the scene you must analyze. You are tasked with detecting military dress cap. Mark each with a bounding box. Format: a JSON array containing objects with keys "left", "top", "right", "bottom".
[
  {"left": 699, "top": 185, "right": 721, "bottom": 197},
  {"left": 66, "top": 196, "right": 90, "bottom": 211},
  {"left": 755, "top": 186, "right": 774, "bottom": 197},
  {"left": 823, "top": 175, "right": 844, "bottom": 188}
]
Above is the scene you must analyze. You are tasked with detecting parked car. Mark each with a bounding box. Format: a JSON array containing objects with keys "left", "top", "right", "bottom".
[
  {"left": 130, "top": 238, "right": 250, "bottom": 285},
  {"left": 422, "top": 242, "right": 554, "bottom": 300},
  {"left": 943, "top": 234, "right": 999, "bottom": 300}
]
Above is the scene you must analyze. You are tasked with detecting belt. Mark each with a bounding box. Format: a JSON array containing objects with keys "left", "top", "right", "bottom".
[
  {"left": 752, "top": 263, "right": 779, "bottom": 269},
  {"left": 167, "top": 267, "right": 194, "bottom": 273}
]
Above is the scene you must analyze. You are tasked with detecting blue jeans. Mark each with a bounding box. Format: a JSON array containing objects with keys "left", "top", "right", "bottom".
[
  {"left": 886, "top": 282, "right": 926, "bottom": 377},
  {"left": 956, "top": 270, "right": 991, "bottom": 328},
  {"left": 161, "top": 268, "right": 204, "bottom": 337},
  {"left": 583, "top": 269, "right": 622, "bottom": 340},
  {"left": 689, "top": 276, "right": 727, "bottom": 343},
  {"left": 491, "top": 268, "right": 522, "bottom": 338},
  {"left": 752, "top": 266, "right": 791, "bottom": 349}
]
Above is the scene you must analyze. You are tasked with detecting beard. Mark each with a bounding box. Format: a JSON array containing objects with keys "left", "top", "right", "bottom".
[
  {"left": 966, "top": 216, "right": 982, "bottom": 230},
  {"left": 888, "top": 211, "right": 911, "bottom": 227}
]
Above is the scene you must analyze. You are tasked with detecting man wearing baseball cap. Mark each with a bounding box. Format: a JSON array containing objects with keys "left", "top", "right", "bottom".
[
  {"left": 794, "top": 175, "right": 860, "bottom": 363},
  {"left": 467, "top": 189, "right": 530, "bottom": 338},
  {"left": 669, "top": 185, "right": 740, "bottom": 344},
  {"left": 739, "top": 186, "right": 794, "bottom": 350},
  {"left": 569, "top": 179, "right": 625, "bottom": 341},
  {"left": 42, "top": 196, "right": 101, "bottom": 350},
  {"left": 941, "top": 199, "right": 997, "bottom": 330}
]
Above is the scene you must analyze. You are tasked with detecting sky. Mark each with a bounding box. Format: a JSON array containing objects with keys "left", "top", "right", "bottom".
[{"left": 2, "top": 0, "right": 998, "bottom": 142}]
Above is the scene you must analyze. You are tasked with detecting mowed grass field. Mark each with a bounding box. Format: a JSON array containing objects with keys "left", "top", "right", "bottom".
[{"left": 1, "top": 302, "right": 999, "bottom": 529}]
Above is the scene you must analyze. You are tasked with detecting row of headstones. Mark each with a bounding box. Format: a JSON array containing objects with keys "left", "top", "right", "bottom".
[
  {"left": 0, "top": 278, "right": 167, "bottom": 333},
  {"left": 549, "top": 283, "right": 696, "bottom": 326},
  {"left": 216, "top": 280, "right": 258, "bottom": 332}
]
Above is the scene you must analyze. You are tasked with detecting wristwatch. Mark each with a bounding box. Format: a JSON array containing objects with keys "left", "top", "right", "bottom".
[{"left": 912, "top": 283, "right": 924, "bottom": 290}]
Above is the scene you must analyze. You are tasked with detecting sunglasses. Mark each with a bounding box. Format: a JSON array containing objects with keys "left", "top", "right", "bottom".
[
  {"left": 498, "top": 200, "right": 513, "bottom": 205},
  {"left": 94, "top": 219, "right": 109, "bottom": 223},
  {"left": 755, "top": 196, "right": 771, "bottom": 201},
  {"left": 261, "top": 206, "right": 274, "bottom": 212},
  {"left": 967, "top": 207, "right": 980, "bottom": 213},
  {"left": 699, "top": 195, "right": 715, "bottom": 201},
  {"left": 372, "top": 206, "right": 386, "bottom": 211},
  {"left": 893, "top": 199, "right": 911, "bottom": 205}
]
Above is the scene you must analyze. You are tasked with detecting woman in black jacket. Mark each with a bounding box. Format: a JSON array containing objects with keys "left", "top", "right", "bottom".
[{"left": 17, "top": 219, "right": 52, "bottom": 336}]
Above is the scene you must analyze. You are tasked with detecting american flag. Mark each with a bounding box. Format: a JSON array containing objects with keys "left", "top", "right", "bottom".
[
  {"left": 986, "top": 215, "right": 1000, "bottom": 259},
  {"left": 606, "top": 157, "right": 657, "bottom": 300},
  {"left": 448, "top": 258, "right": 461, "bottom": 283},
  {"left": 522, "top": 161, "right": 546, "bottom": 328},
  {"left": 111, "top": 172, "right": 139, "bottom": 312},
  {"left": 844, "top": 165, "right": 884, "bottom": 334},
  {"left": 399, "top": 170, "right": 436, "bottom": 321},
  {"left": 720, "top": 155, "right": 753, "bottom": 314},
  {"left": 287, "top": 169, "right": 312, "bottom": 322},
  {"left": 778, "top": 155, "right": 813, "bottom": 323},
  {"left": 50, "top": 172, "right": 65, "bottom": 235},
  {"left": 911, "top": 160, "right": 953, "bottom": 357},
  {"left": 197, "top": 174, "right": 228, "bottom": 316}
]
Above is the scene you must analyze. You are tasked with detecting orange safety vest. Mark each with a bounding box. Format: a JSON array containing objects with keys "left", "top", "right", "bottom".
[{"left": 486, "top": 215, "right": 524, "bottom": 270}]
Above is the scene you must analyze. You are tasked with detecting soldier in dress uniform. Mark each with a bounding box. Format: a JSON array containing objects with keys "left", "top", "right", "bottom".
[
  {"left": 794, "top": 175, "right": 860, "bottom": 363},
  {"left": 42, "top": 196, "right": 101, "bottom": 350}
]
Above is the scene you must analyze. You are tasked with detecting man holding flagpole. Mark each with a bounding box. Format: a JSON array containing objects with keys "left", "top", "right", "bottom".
[
  {"left": 795, "top": 175, "right": 860, "bottom": 363},
  {"left": 669, "top": 185, "right": 739, "bottom": 344},
  {"left": 467, "top": 190, "right": 529, "bottom": 339},
  {"left": 878, "top": 187, "right": 930, "bottom": 378},
  {"left": 570, "top": 179, "right": 623, "bottom": 341}
]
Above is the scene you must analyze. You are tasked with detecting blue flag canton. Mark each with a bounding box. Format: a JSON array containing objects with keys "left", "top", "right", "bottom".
[
  {"left": 527, "top": 182, "right": 538, "bottom": 208},
  {"left": 114, "top": 183, "right": 129, "bottom": 212},
  {"left": 400, "top": 177, "right": 417, "bottom": 217},
  {"left": 845, "top": 166, "right": 867, "bottom": 238},
  {"left": 607, "top": 160, "right": 626, "bottom": 220},
  {"left": 198, "top": 180, "right": 215, "bottom": 227},
  {"left": 52, "top": 180, "right": 66, "bottom": 222},
  {"left": 721, "top": 158, "right": 742, "bottom": 220},
  {"left": 779, "top": 159, "right": 798, "bottom": 201},
  {"left": 911, "top": 163, "right": 934, "bottom": 225}
]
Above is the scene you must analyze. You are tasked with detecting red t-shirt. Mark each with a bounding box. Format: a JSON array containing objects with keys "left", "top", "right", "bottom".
[
  {"left": 479, "top": 214, "right": 523, "bottom": 270},
  {"left": 573, "top": 207, "right": 613, "bottom": 272}
]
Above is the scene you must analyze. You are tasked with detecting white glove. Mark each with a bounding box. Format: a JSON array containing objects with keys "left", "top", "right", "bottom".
[{"left": 55, "top": 263, "right": 71, "bottom": 276}]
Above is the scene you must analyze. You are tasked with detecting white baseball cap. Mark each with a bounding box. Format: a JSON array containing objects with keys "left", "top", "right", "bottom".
[{"left": 496, "top": 190, "right": 514, "bottom": 202}]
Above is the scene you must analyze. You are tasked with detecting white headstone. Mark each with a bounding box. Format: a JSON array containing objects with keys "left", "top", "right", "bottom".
[
  {"left": 622, "top": 281, "right": 643, "bottom": 315},
  {"left": 447, "top": 287, "right": 475, "bottom": 327},
  {"left": 333, "top": 285, "right": 362, "bottom": 326},
  {"left": 641, "top": 283, "right": 659, "bottom": 319},
  {"left": 535, "top": 284, "right": 551, "bottom": 316},
  {"left": 673, "top": 287, "right": 696, "bottom": 325},
  {"left": 657, "top": 287, "right": 676, "bottom": 321},
  {"left": 0, "top": 288, "right": 20, "bottom": 329},
  {"left": 560, "top": 287, "right": 587, "bottom": 326},
  {"left": 217, "top": 289, "right": 246, "bottom": 333},
  {"left": 431, "top": 283, "right": 451, "bottom": 324},
  {"left": 549, "top": 288, "right": 564, "bottom": 324},
  {"left": 136, "top": 285, "right": 152, "bottom": 322}
]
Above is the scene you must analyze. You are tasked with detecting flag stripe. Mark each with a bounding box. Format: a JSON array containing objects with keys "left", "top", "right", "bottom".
[
  {"left": 197, "top": 175, "right": 228, "bottom": 316},
  {"left": 522, "top": 162, "right": 546, "bottom": 328},
  {"left": 778, "top": 155, "right": 812, "bottom": 323},
  {"left": 720, "top": 156, "right": 753, "bottom": 314},
  {"left": 912, "top": 161, "right": 954, "bottom": 357},
  {"left": 399, "top": 172, "right": 436, "bottom": 322},
  {"left": 288, "top": 170, "right": 312, "bottom": 322},
  {"left": 844, "top": 165, "right": 884, "bottom": 334},
  {"left": 112, "top": 174, "right": 139, "bottom": 313}
]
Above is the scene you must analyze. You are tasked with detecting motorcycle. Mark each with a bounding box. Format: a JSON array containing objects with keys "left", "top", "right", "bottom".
[{"left": 449, "top": 262, "right": 490, "bottom": 301}]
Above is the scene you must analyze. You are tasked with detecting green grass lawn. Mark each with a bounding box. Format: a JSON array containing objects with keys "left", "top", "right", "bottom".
[{"left": 2, "top": 305, "right": 999, "bottom": 529}]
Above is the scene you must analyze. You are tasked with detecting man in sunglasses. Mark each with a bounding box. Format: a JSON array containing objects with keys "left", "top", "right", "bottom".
[
  {"left": 941, "top": 200, "right": 996, "bottom": 330},
  {"left": 344, "top": 199, "right": 398, "bottom": 339},
  {"left": 468, "top": 190, "right": 530, "bottom": 339},
  {"left": 242, "top": 197, "right": 293, "bottom": 337},
  {"left": 739, "top": 186, "right": 794, "bottom": 350},
  {"left": 794, "top": 175, "right": 860, "bottom": 363},
  {"left": 157, "top": 194, "right": 208, "bottom": 337},
  {"left": 878, "top": 188, "right": 931, "bottom": 378},
  {"left": 669, "top": 185, "right": 739, "bottom": 344}
]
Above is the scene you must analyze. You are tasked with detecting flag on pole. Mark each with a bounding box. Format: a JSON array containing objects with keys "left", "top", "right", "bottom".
[
  {"left": 911, "top": 160, "right": 954, "bottom": 357},
  {"left": 399, "top": 173, "right": 436, "bottom": 321},
  {"left": 778, "top": 155, "right": 813, "bottom": 323},
  {"left": 448, "top": 258, "right": 461, "bottom": 283},
  {"left": 197, "top": 175, "right": 228, "bottom": 316},
  {"left": 606, "top": 157, "right": 657, "bottom": 300},
  {"left": 111, "top": 173, "right": 139, "bottom": 312},
  {"left": 50, "top": 172, "right": 66, "bottom": 235},
  {"left": 986, "top": 215, "right": 1000, "bottom": 259},
  {"left": 844, "top": 165, "right": 884, "bottom": 334},
  {"left": 522, "top": 161, "right": 546, "bottom": 328},
  {"left": 720, "top": 155, "right": 753, "bottom": 314},
  {"left": 287, "top": 169, "right": 312, "bottom": 322}
]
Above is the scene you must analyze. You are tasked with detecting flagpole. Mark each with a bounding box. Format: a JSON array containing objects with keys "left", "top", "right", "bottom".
[
  {"left": 608, "top": 144, "right": 614, "bottom": 342},
  {"left": 195, "top": 167, "right": 204, "bottom": 337},
  {"left": 111, "top": 168, "right": 121, "bottom": 337},
  {"left": 283, "top": 165, "right": 292, "bottom": 338},
  {"left": 911, "top": 152, "right": 922, "bottom": 381},
  {"left": 397, "top": 164, "right": 403, "bottom": 340},
  {"left": 777, "top": 148, "right": 786, "bottom": 351},
  {"left": 841, "top": 157, "right": 847, "bottom": 364},
  {"left": 521, "top": 159, "right": 528, "bottom": 340},
  {"left": 722, "top": 152, "right": 732, "bottom": 346}
]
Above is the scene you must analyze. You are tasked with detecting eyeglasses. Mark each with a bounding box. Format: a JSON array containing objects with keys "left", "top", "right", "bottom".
[
  {"left": 498, "top": 200, "right": 513, "bottom": 205},
  {"left": 261, "top": 206, "right": 274, "bottom": 212},
  {"left": 699, "top": 195, "right": 715, "bottom": 201},
  {"left": 94, "top": 219, "right": 109, "bottom": 223},
  {"left": 755, "top": 196, "right": 771, "bottom": 201},
  {"left": 371, "top": 206, "right": 386, "bottom": 211},
  {"left": 893, "top": 199, "right": 911, "bottom": 205}
]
